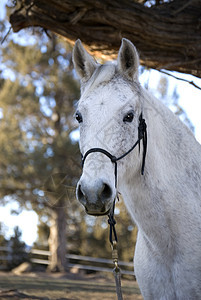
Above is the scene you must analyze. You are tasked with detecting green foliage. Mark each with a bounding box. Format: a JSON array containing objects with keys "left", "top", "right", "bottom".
[
  {"left": 0, "top": 32, "right": 81, "bottom": 212},
  {"left": 7, "top": 226, "right": 29, "bottom": 269},
  {"left": 0, "top": 226, "right": 28, "bottom": 270},
  {"left": 0, "top": 29, "right": 83, "bottom": 269}
]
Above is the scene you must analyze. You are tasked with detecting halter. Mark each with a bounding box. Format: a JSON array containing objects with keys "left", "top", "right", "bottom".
[
  {"left": 81, "top": 112, "right": 147, "bottom": 242},
  {"left": 81, "top": 113, "right": 147, "bottom": 300}
]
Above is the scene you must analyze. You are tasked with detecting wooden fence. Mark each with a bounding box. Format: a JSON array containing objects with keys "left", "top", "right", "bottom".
[{"left": 0, "top": 247, "right": 134, "bottom": 276}]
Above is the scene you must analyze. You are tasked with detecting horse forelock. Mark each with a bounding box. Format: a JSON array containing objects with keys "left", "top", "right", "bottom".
[
  {"left": 81, "top": 61, "right": 142, "bottom": 101},
  {"left": 81, "top": 62, "right": 116, "bottom": 96}
]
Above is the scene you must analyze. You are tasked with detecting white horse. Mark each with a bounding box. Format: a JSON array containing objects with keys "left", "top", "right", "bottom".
[{"left": 73, "top": 38, "right": 201, "bottom": 299}]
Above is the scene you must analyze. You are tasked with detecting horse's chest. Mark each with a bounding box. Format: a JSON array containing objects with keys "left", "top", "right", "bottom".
[
  {"left": 134, "top": 233, "right": 176, "bottom": 299},
  {"left": 134, "top": 231, "right": 201, "bottom": 299}
]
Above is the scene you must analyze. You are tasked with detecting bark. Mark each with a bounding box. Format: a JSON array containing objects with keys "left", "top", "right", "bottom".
[
  {"left": 9, "top": 0, "right": 201, "bottom": 78},
  {"left": 48, "top": 202, "right": 67, "bottom": 272}
]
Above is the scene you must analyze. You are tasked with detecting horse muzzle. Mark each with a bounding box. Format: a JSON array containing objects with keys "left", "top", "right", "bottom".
[{"left": 76, "top": 179, "right": 114, "bottom": 216}]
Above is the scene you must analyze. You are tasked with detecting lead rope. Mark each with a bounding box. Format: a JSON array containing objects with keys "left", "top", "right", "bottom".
[
  {"left": 108, "top": 196, "right": 123, "bottom": 300},
  {"left": 112, "top": 240, "right": 123, "bottom": 300},
  {"left": 108, "top": 159, "right": 123, "bottom": 300}
]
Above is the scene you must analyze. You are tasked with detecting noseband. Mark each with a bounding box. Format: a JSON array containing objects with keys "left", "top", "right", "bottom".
[{"left": 81, "top": 113, "right": 147, "bottom": 244}]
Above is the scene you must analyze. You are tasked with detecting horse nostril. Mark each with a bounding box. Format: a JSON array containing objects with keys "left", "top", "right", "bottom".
[
  {"left": 77, "top": 184, "right": 86, "bottom": 204},
  {"left": 100, "top": 183, "right": 112, "bottom": 200}
]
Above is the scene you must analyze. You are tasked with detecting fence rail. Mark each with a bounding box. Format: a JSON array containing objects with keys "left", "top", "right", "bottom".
[{"left": 0, "top": 247, "right": 134, "bottom": 276}]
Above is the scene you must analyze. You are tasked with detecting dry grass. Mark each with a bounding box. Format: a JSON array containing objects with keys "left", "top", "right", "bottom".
[{"left": 0, "top": 271, "right": 142, "bottom": 300}]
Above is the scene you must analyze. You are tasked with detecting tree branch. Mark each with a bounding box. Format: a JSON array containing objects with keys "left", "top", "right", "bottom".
[
  {"left": 158, "top": 70, "right": 201, "bottom": 90},
  {"left": 9, "top": 0, "right": 201, "bottom": 78}
]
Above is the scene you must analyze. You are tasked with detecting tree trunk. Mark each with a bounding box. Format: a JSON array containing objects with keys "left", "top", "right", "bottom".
[
  {"left": 48, "top": 205, "right": 67, "bottom": 272},
  {"left": 9, "top": 0, "right": 201, "bottom": 78}
]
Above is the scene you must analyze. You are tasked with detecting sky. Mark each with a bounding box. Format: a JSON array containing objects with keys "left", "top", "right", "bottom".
[
  {"left": 0, "top": 201, "right": 38, "bottom": 246},
  {"left": 0, "top": 0, "right": 201, "bottom": 246},
  {"left": 144, "top": 69, "right": 201, "bottom": 143}
]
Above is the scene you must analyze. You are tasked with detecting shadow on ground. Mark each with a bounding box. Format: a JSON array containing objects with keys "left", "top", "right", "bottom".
[{"left": 0, "top": 272, "right": 143, "bottom": 300}]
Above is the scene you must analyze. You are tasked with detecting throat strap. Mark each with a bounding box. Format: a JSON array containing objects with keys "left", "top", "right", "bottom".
[{"left": 138, "top": 113, "right": 147, "bottom": 175}]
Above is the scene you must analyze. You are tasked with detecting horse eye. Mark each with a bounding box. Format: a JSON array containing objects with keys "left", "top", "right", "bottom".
[
  {"left": 75, "top": 111, "right": 83, "bottom": 123},
  {"left": 123, "top": 111, "right": 134, "bottom": 123}
]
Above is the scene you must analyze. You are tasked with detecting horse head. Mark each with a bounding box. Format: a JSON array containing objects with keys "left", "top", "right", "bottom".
[{"left": 73, "top": 38, "right": 143, "bottom": 216}]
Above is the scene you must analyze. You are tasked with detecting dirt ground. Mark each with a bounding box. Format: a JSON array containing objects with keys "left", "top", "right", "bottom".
[{"left": 0, "top": 271, "right": 143, "bottom": 300}]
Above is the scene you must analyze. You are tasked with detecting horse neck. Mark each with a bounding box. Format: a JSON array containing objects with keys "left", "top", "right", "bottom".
[{"left": 120, "top": 91, "right": 201, "bottom": 252}]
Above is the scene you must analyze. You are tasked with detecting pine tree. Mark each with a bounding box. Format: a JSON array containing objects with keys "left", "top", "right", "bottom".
[
  {"left": 8, "top": 226, "right": 28, "bottom": 269},
  {"left": 0, "top": 29, "right": 82, "bottom": 271}
]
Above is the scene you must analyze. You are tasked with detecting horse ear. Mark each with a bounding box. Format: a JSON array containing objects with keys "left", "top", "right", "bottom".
[
  {"left": 117, "top": 38, "right": 139, "bottom": 81},
  {"left": 72, "top": 39, "right": 97, "bottom": 82}
]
